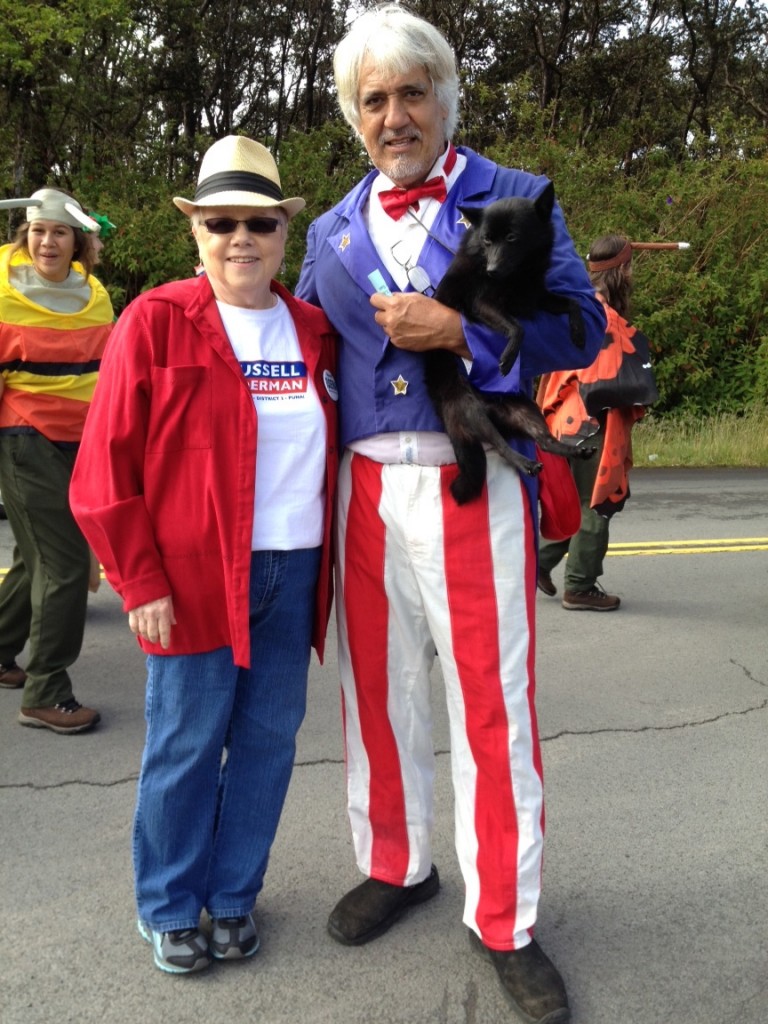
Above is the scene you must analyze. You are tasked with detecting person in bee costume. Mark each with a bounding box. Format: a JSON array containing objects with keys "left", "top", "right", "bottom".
[{"left": 0, "top": 188, "right": 113, "bottom": 732}]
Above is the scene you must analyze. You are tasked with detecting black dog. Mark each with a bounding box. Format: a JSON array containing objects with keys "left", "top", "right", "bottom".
[{"left": 424, "top": 183, "right": 595, "bottom": 505}]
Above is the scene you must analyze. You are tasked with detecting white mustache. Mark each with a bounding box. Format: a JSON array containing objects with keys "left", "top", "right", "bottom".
[{"left": 379, "top": 128, "right": 422, "bottom": 145}]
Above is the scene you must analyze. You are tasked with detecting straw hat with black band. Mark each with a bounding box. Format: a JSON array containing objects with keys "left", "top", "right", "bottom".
[{"left": 173, "top": 136, "right": 305, "bottom": 219}]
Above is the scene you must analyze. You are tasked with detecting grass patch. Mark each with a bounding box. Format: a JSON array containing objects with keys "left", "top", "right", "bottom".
[{"left": 632, "top": 410, "right": 768, "bottom": 467}]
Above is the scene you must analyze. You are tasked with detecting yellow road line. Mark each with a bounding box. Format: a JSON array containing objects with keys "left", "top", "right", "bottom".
[
  {"left": 608, "top": 538, "right": 768, "bottom": 556},
  {"left": 0, "top": 539, "right": 766, "bottom": 579},
  {"left": 0, "top": 568, "right": 105, "bottom": 579}
]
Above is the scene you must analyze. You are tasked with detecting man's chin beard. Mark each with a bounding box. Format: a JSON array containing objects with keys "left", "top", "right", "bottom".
[{"left": 382, "top": 152, "right": 432, "bottom": 186}]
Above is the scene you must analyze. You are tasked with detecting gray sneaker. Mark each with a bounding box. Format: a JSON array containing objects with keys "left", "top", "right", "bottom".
[
  {"left": 210, "top": 912, "right": 260, "bottom": 960},
  {"left": 137, "top": 918, "right": 212, "bottom": 974}
]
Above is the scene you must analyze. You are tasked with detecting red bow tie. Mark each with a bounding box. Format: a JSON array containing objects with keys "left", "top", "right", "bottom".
[{"left": 379, "top": 176, "right": 447, "bottom": 220}]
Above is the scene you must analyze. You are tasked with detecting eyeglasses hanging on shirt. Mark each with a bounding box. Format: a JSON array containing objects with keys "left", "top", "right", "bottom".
[
  {"left": 390, "top": 239, "right": 435, "bottom": 296},
  {"left": 389, "top": 211, "right": 458, "bottom": 297}
]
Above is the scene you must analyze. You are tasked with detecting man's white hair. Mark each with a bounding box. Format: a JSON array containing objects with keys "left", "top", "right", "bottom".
[{"left": 334, "top": 4, "right": 460, "bottom": 139}]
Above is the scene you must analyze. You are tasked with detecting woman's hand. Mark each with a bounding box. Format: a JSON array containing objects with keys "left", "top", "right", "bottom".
[
  {"left": 370, "top": 292, "right": 471, "bottom": 358},
  {"left": 128, "top": 596, "right": 176, "bottom": 650}
]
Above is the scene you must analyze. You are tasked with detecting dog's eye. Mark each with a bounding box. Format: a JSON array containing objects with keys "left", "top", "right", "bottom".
[
  {"left": 506, "top": 233, "right": 519, "bottom": 244},
  {"left": 482, "top": 235, "right": 491, "bottom": 247}
]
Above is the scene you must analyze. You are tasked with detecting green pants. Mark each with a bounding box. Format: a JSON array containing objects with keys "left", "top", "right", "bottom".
[
  {"left": 0, "top": 433, "right": 90, "bottom": 708},
  {"left": 538, "top": 431, "right": 610, "bottom": 593}
]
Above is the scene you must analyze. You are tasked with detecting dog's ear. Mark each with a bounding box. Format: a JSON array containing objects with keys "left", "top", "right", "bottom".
[
  {"left": 534, "top": 182, "right": 555, "bottom": 222},
  {"left": 458, "top": 204, "right": 484, "bottom": 228}
]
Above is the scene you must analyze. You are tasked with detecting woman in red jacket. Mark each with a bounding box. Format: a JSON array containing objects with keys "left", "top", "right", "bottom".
[{"left": 70, "top": 137, "right": 338, "bottom": 975}]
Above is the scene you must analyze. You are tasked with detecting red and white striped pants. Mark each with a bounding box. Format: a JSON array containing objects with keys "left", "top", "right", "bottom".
[{"left": 336, "top": 450, "right": 544, "bottom": 951}]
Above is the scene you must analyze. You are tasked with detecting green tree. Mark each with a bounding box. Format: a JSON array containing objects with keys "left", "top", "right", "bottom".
[{"left": 1, "top": 0, "right": 766, "bottom": 418}]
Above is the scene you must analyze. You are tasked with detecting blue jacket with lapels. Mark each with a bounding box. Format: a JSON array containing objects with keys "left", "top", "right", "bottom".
[{"left": 296, "top": 146, "right": 605, "bottom": 451}]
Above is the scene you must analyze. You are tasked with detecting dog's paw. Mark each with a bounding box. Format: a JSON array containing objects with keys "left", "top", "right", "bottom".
[
  {"left": 498, "top": 352, "right": 517, "bottom": 377},
  {"left": 450, "top": 476, "right": 482, "bottom": 505},
  {"left": 498, "top": 340, "right": 521, "bottom": 377},
  {"left": 571, "top": 316, "right": 587, "bottom": 350},
  {"left": 575, "top": 446, "right": 598, "bottom": 460}
]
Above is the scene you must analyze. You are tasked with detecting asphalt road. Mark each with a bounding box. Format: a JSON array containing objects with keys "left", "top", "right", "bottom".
[{"left": 1, "top": 467, "right": 766, "bottom": 1024}]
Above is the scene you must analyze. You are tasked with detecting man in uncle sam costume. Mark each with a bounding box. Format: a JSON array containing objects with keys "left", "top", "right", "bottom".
[{"left": 296, "top": 7, "right": 605, "bottom": 1024}]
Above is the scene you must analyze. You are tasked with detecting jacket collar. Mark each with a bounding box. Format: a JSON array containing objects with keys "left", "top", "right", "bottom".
[{"left": 182, "top": 274, "right": 326, "bottom": 379}]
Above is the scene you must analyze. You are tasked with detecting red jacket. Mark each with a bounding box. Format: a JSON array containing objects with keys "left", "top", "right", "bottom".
[{"left": 70, "top": 275, "right": 338, "bottom": 666}]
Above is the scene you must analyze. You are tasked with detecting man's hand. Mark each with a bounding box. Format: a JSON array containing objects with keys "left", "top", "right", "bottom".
[
  {"left": 370, "top": 292, "right": 470, "bottom": 358},
  {"left": 128, "top": 595, "right": 176, "bottom": 650}
]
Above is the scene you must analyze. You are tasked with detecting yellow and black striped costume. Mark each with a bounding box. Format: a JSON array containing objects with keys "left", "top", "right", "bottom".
[{"left": 0, "top": 244, "right": 113, "bottom": 443}]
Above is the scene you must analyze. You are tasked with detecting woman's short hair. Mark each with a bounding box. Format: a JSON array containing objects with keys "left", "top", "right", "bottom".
[{"left": 334, "top": 4, "right": 460, "bottom": 138}]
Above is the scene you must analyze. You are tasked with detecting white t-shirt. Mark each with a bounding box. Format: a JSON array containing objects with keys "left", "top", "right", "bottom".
[{"left": 217, "top": 296, "right": 326, "bottom": 550}]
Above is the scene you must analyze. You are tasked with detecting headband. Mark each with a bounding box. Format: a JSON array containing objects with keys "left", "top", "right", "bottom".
[
  {"left": 587, "top": 241, "right": 632, "bottom": 272},
  {"left": 588, "top": 240, "right": 691, "bottom": 271}
]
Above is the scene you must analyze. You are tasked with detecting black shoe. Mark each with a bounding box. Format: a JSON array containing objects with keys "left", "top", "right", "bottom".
[
  {"left": 327, "top": 865, "right": 440, "bottom": 946},
  {"left": 537, "top": 569, "right": 557, "bottom": 597},
  {"left": 468, "top": 929, "right": 570, "bottom": 1024}
]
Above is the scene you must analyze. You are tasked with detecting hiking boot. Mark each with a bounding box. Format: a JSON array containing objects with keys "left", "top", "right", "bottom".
[
  {"left": 210, "top": 911, "right": 260, "bottom": 960},
  {"left": 137, "top": 919, "right": 212, "bottom": 974},
  {"left": 328, "top": 865, "right": 440, "bottom": 946},
  {"left": 468, "top": 929, "right": 570, "bottom": 1024},
  {"left": 537, "top": 569, "right": 557, "bottom": 597},
  {"left": 561, "top": 584, "right": 620, "bottom": 611},
  {"left": 0, "top": 662, "right": 26, "bottom": 688},
  {"left": 18, "top": 698, "right": 101, "bottom": 734}
]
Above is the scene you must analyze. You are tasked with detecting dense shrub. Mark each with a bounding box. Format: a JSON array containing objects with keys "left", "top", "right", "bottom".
[{"left": 484, "top": 126, "right": 768, "bottom": 418}]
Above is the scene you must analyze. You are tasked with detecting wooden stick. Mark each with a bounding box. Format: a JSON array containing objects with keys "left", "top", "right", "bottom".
[{"left": 630, "top": 241, "right": 690, "bottom": 250}]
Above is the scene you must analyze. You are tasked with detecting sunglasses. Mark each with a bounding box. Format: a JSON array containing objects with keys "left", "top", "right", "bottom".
[{"left": 203, "top": 216, "right": 280, "bottom": 235}]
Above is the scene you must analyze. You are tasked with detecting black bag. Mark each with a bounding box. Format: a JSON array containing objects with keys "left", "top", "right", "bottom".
[{"left": 580, "top": 326, "right": 659, "bottom": 415}]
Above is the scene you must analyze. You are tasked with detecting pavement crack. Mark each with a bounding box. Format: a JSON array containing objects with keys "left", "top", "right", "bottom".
[
  {"left": 11, "top": 691, "right": 766, "bottom": 788},
  {"left": 731, "top": 657, "right": 767, "bottom": 687},
  {"left": 1, "top": 774, "right": 138, "bottom": 791},
  {"left": 462, "top": 978, "right": 480, "bottom": 1023},
  {"left": 296, "top": 757, "right": 345, "bottom": 767},
  {"left": 544, "top": 697, "right": 768, "bottom": 742}
]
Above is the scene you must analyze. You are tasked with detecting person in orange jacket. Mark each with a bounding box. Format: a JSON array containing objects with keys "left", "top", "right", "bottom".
[{"left": 537, "top": 234, "right": 653, "bottom": 610}]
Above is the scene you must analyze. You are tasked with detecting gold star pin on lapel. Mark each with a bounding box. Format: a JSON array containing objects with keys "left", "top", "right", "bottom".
[
  {"left": 457, "top": 213, "right": 471, "bottom": 230},
  {"left": 390, "top": 374, "right": 409, "bottom": 395},
  {"left": 339, "top": 233, "right": 351, "bottom": 252}
]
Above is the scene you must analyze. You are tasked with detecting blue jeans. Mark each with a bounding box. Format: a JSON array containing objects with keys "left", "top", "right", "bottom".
[{"left": 133, "top": 547, "right": 321, "bottom": 931}]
